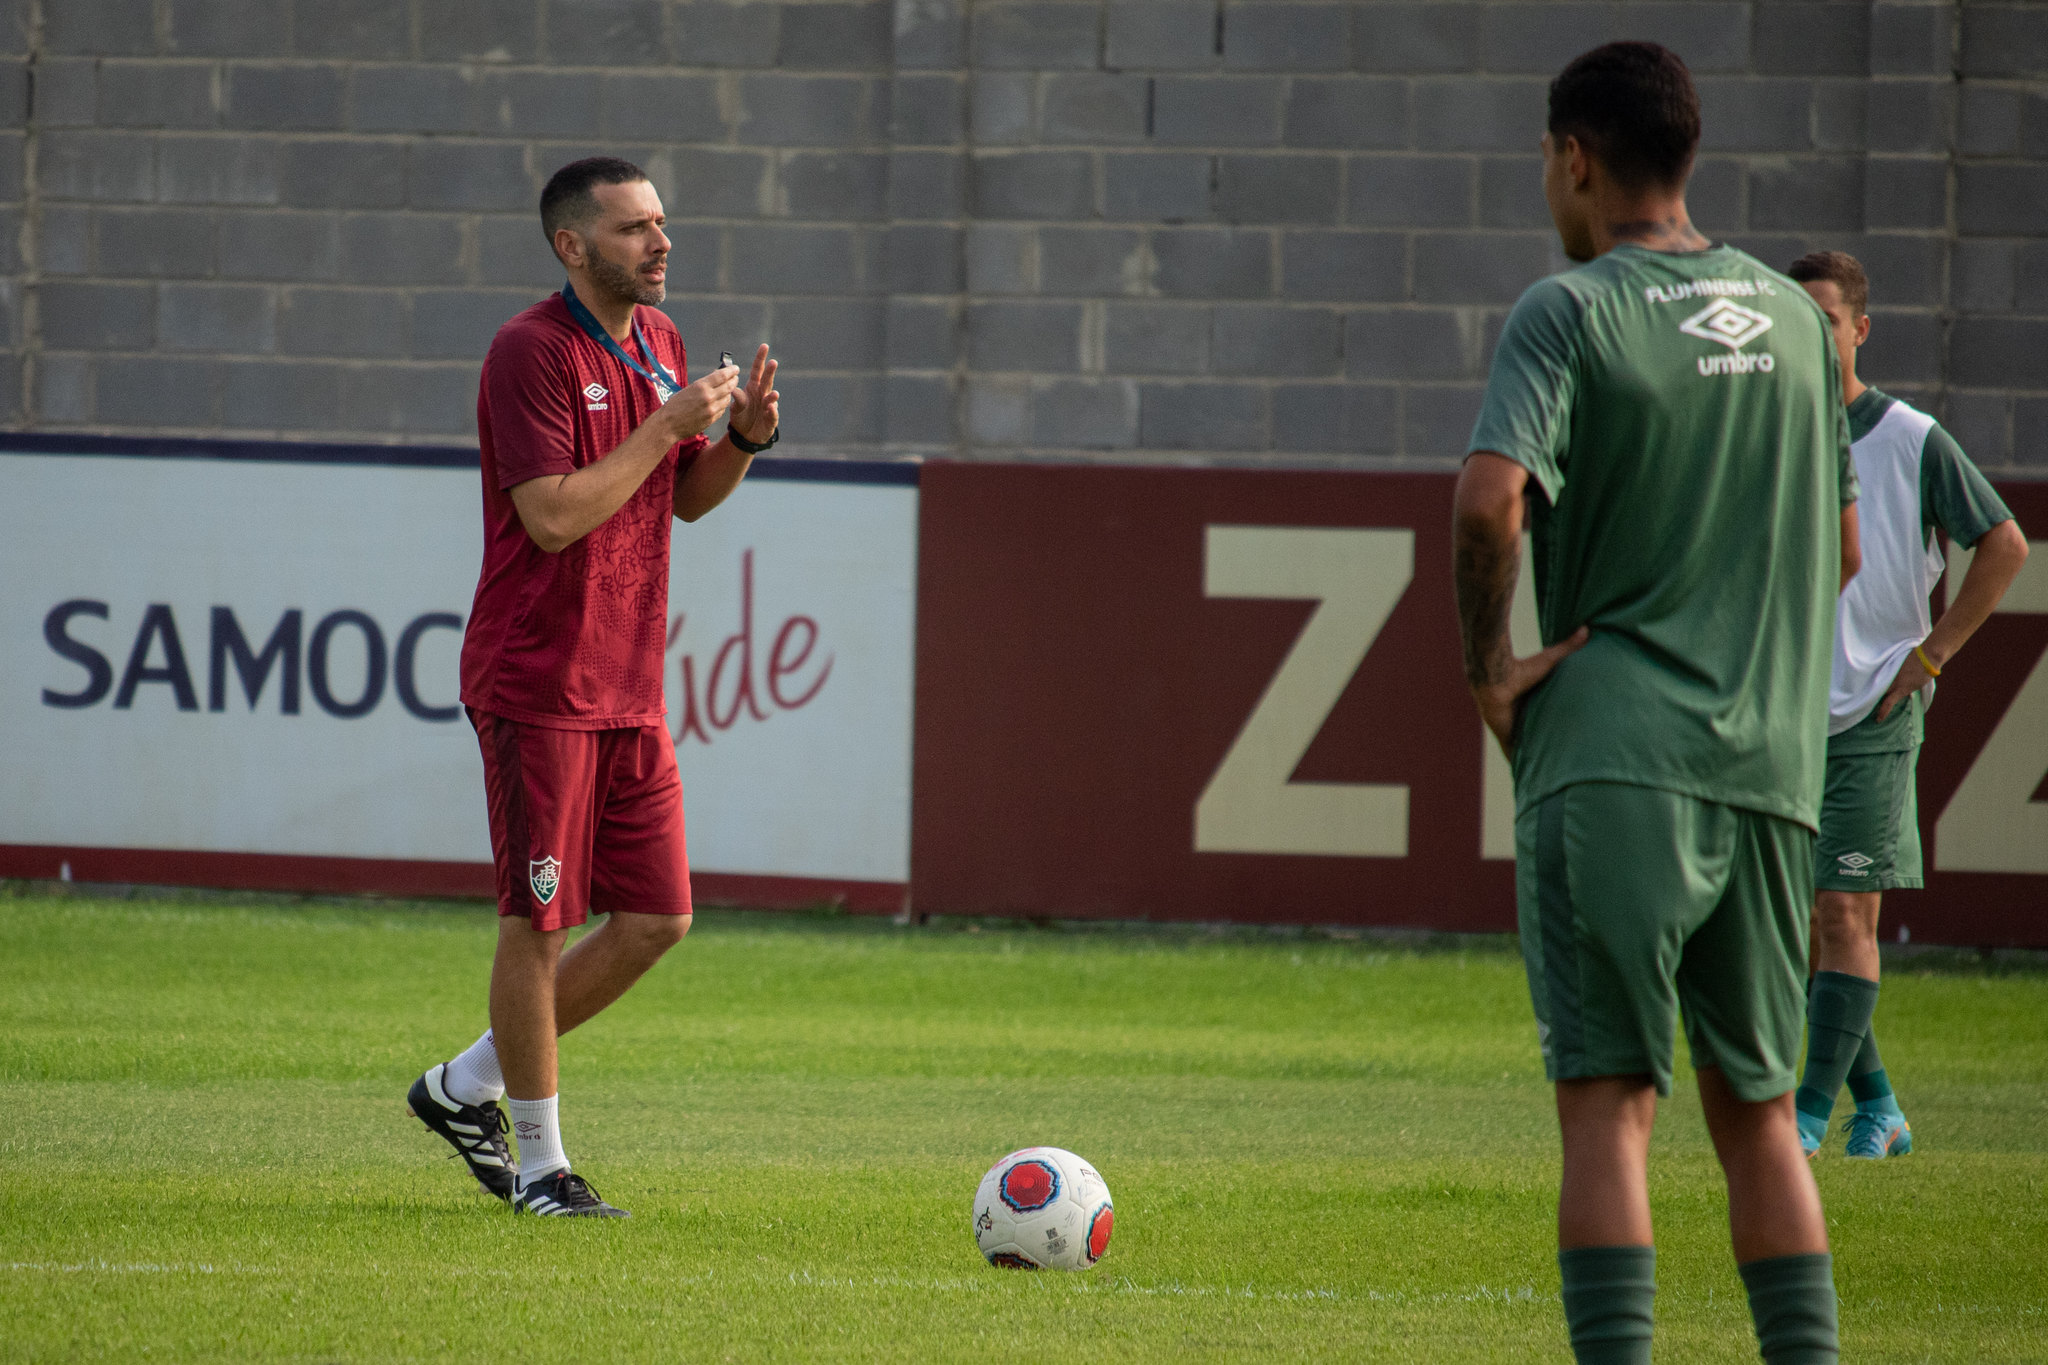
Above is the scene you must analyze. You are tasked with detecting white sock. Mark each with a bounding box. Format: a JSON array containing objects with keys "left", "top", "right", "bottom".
[
  {"left": 506, "top": 1094, "right": 568, "bottom": 1187},
  {"left": 443, "top": 1030, "right": 504, "bottom": 1106}
]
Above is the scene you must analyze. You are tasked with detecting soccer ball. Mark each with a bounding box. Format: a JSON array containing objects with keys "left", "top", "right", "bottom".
[{"left": 972, "top": 1146, "right": 1114, "bottom": 1271}]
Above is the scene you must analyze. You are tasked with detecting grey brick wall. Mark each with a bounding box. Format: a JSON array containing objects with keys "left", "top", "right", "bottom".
[{"left": 5, "top": 0, "right": 2044, "bottom": 472}]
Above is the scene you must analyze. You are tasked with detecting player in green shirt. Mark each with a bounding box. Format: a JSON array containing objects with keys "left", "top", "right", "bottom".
[
  {"left": 1783, "top": 250, "right": 2030, "bottom": 1162},
  {"left": 1453, "top": 43, "right": 1857, "bottom": 1365}
]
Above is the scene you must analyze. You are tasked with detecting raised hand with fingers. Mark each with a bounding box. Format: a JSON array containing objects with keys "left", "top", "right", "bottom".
[{"left": 728, "top": 343, "right": 780, "bottom": 448}]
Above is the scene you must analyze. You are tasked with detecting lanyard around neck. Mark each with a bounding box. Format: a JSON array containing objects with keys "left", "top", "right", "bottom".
[{"left": 561, "top": 282, "right": 680, "bottom": 402}]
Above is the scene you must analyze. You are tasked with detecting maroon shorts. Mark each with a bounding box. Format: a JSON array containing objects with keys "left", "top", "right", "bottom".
[{"left": 471, "top": 709, "right": 692, "bottom": 932}]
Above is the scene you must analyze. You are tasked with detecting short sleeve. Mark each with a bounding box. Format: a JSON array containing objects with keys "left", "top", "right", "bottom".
[
  {"left": 1468, "top": 278, "right": 1583, "bottom": 501},
  {"left": 484, "top": 333, "right": 580, "bottom": 490},
  {"left": 1920, "top": 422, "right": 2012, "bottom": 549}
]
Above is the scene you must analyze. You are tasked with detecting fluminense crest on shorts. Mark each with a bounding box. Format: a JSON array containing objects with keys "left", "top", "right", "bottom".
[
  {"left": 529, "top": 855, "right": 562, "bottom": 905},
  {"left": 1679, "top": 299, "right": 1774, "bottom": 350}
]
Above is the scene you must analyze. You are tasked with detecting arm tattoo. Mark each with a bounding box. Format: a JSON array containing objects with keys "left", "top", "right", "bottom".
[{"left": 1454, "top": 515, "right": 1519, "bottom": 689}]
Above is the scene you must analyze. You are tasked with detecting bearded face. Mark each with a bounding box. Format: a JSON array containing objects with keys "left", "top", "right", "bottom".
[{"left": 581, "top": 234, "right": 667, "bottom": 307}]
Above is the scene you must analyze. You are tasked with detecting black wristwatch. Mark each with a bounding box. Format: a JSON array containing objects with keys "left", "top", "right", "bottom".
[{"left": 726, "top": 422, "right": 778, "bottom": 454}]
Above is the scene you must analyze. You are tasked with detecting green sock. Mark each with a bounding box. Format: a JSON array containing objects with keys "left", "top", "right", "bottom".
[
  {"left": 1795, "top": 972, "right": 1879, "bottom": 1125},
  {"left": 1845, "top": 1024, "right": 1900, "bottom": 1112},
  {"left": 1738, "top": 1253, "right": 1838, "bottom": 1364},
  {"left": 1559, "top": 1245, "right": 1655, "bottom": 1364}
]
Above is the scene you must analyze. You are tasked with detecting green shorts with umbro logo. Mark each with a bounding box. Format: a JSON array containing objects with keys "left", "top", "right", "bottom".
[
  {"left": 1816, "top": 704, "right": 1924, "bottom": 893},
  {"left": 1515, "top": 782, "right": 1813, "bottom": 1101}
]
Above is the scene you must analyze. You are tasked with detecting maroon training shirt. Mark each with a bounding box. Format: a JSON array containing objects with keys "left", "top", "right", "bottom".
[{"left": 460, "top": 293, "right": 707, "bottom": 729}]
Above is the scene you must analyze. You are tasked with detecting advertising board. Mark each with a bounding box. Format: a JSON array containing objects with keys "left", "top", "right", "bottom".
[
  {"left": 4, "top": 438, "right": 2039, "bottom": 944},
  {"left": 911, "top": 462, "right": 2048, "bottom": 946},
  {"left": 0, "top": 437, "right": 917, "bottom": 910}
]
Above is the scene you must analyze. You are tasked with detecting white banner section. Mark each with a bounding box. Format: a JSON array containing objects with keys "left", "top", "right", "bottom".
[
  {"left": 662, "top": 473, "right": 917, "bottom": 884},
  {"left": 1, "top": 450, "right": 917, "bottom": 887}
]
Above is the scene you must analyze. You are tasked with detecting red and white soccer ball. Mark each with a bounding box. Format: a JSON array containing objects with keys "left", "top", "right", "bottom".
[{"left": 973, "top": 1146, "right": 1114, "bottom": 1271}]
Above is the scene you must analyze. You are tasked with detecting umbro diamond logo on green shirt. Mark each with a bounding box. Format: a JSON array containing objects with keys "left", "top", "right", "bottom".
[{"left": 1680, "top": 298, "right": 1775, "bottom": 350}]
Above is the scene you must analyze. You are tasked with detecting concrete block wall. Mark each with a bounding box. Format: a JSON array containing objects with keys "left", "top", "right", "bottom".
[{"left": 4, "top": 0, "right": 2043, "bottom": 471}]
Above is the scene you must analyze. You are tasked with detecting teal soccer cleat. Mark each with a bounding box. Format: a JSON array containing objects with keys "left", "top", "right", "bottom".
[
  {"left": 1797, "top": 1107, "right": 1828, "bottom": 1158},
  {"left": 1844, "top": 1109, "right": 1912, "bottom": 1160}
]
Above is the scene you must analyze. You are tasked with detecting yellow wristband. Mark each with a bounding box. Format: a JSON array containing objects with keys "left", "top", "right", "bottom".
[{"left": 1913, "top": 644, "right": 1942, "bottom": 677}]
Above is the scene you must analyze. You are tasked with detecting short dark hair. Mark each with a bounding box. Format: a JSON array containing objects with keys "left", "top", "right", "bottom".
[
  {"left": 540, "top": 156, "right": 648, "bottom": 243},
  {"left": 1786, "top": 250, "right": 1870, "bottom": 318},
  {"left": 1548, "top": 42, "right": 1700, "bottom": 190}
]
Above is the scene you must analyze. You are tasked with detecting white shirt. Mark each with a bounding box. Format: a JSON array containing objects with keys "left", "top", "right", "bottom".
[{"left": 1829, "top": 396, "right": 1945, "bottom": 735}]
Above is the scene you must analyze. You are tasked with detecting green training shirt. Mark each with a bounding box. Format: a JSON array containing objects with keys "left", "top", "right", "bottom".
[{"left": 1470, "top": 243, "right": 1857, "bottom": 830}]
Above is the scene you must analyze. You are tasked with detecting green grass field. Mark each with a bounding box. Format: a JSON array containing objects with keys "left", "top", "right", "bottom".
[{"left": 2, "top": 888, "right": 2044, "bottom": 1362}]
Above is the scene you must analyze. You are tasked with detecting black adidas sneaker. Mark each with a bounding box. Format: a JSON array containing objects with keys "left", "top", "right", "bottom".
[
  {"left": 513, "top": 1169, "right": 631, "bottom": 1218},
  {"left": 406, "top": 1063, "right": 517, "bottom": 1202}
]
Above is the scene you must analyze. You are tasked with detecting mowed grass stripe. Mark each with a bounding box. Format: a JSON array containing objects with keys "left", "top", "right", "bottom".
[{"left": 1, "top": 892, "right": 2044, "bottom": 1362}]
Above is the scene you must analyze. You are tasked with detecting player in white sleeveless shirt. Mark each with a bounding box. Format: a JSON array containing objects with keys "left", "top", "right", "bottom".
[{"left": 1785, "top": 252, "right": 2029, "bottom": 1160}]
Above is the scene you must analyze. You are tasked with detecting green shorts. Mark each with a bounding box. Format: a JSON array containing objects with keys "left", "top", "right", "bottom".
[
  {"left": 1815, "top": 744, "right": 1922, "bottom": 892},
  {"left": 1515, "top": 782, "right": 1813, "bottom": 1100}
]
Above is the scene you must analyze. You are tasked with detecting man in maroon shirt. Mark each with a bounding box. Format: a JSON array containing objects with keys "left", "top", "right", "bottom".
[{"left": 406, "top": 157, "right": 781, "bottom": 1218}]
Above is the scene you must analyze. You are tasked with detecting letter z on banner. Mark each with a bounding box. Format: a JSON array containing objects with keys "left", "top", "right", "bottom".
[
  {"left": 912, "top": 461, "right": 1506, "bottom": 930},
  {"left": 1196, "top": 526, "right": 1412, "bottom": 857}
]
